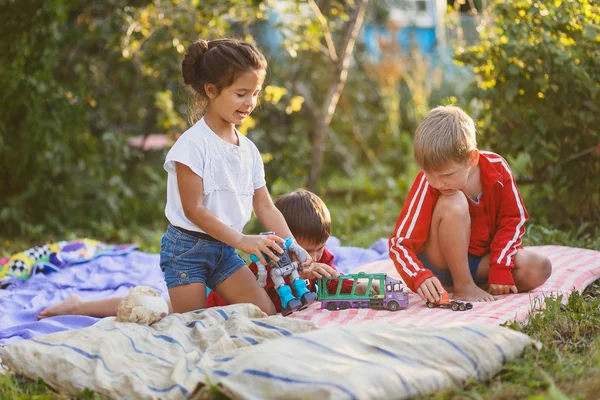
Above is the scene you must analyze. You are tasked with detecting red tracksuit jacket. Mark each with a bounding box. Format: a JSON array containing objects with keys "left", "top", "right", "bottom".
[
  {"left": 206, "top": 247, "right": 354, "bottom": 312},
  {"left": 388, "top": 151, "right": 528, "bottom": 292}
]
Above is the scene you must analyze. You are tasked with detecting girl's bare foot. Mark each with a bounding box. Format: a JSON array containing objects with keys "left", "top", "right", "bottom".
[
  {"left": 38, "top": 295, "right": 85, "bottom": 320},
  {"left": 453, "top": 285, "right": 495, "bottom": 302}
]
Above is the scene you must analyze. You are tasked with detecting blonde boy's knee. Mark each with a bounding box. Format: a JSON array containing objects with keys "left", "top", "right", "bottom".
[
  {"left": 435, "top": 191, "right": 469, "bottom": 218},
  {"left": 529, "top": 255, "right": 552, "bottom": 289},
  {"left": 515, "top": 251, "right": 552, "bottom": 290},
  {"left": 531, "top": 254, "right": 552, "bottom": 282},
  {"left": 538, "top": 255, "right": 552, "bottom": 281}
]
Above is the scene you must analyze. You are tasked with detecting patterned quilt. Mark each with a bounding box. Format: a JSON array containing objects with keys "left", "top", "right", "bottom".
[{"left": 0, "top": 239, "right": 137, "bottom": 288}]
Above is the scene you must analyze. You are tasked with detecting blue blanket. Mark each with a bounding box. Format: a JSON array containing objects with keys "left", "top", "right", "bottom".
[{"left": 0, "top": 237, "right": 389, "bottom": 345}]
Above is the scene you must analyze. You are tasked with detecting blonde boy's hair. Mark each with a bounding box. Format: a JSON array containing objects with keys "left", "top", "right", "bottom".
[{"left": 414, "top": 105, "right": 477, "bottom": 171}]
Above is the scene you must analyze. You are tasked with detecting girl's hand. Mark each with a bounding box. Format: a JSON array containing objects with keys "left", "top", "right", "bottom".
[
  {"left": 299, "top": 262, "right": 339, "bottom": 280},
  {"left": 417, "top": 277, "right": 445, "bottom": 303},
  {"left": 238, "top": 234, "right": 284, "bottom": 265},
  {"left": 488, "top": 284, "right": 518, "bottom": 295}
]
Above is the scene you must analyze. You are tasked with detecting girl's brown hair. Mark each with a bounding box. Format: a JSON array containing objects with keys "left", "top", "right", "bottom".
[{"left": 181, "top": 38, "right": 267, "bottom": 121}]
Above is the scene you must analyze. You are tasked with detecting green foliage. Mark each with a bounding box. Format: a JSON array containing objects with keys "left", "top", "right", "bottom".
[
  {"left": 524, "top": 223, "right": 600, "bottom": 251},
  {"left": 0, "top": 1, "right": 284, "bottom": 238},
  {"left": 0, "top": 0, "right": 81, "bottom": 235},
  {"left": 455, "top": 0, "right": 600, "bottom": 226},
  {"left": 0, "top": 0, "right": 168, "bottom": 237},
  {"left": 0, "top": 0, "right": 355, "bottom": 239},
  {"left": 0, "top": 0, "right": 594, "bottom": 241}
]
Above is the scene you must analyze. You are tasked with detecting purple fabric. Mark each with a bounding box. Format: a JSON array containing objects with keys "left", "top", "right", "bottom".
[
  {"left": 326, "top": 236, "right": 389, "bottom": 273},
  {"left": 0, "top": 251, "right": 165, "bottom": 345},
  {"left": 0, "top": 237, "right": 388, "bottom": 345}
]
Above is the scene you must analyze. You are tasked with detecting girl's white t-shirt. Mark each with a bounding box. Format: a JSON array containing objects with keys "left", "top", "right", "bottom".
[{"left": 163, "top": 118, "right": 266, "bottom": 233}]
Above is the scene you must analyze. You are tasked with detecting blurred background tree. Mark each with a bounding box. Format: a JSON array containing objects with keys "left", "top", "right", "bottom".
[
  {"left": 456, "top": 0, "right": 599, "bottom": 226},
  {"left": 0, "top": 0, "right": 597, "bottom": 244}
]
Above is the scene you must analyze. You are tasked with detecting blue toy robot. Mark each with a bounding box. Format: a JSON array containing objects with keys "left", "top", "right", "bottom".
[{"left": 251, "top": 233, "right": 318, "bottom": 316}]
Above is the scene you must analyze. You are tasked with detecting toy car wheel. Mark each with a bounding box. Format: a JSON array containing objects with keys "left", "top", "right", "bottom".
[
  {"left": 459, "top": 303, "right": 466, "bottom": 311},
  {"left": 427, "top": 302, "right": 434, "bottom": 308},
  {"left": 451, "top": 302, "right": 459, "bottom": 311},
  {"left": 340, "top": 301, "right": 351, "bottom": 310},
  {"left": 387, "top": 301, "right": 399, "bottom": 311},
  {"left": 466, "top": 302, "right": 473, "bottom": 310},
  {"left": 326, "top": 303, "right": 337, "bottom": 311}
]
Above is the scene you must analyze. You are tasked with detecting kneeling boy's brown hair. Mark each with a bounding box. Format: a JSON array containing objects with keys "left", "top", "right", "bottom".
[{"left": 275, "top": 189, "right": 331, "bottom": 245}]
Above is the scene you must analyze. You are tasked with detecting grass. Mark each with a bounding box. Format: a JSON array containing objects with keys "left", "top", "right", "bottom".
[
  {"left": 1, "top": 207, "right": 599, "bottom": 399},
  {"left": 427, "top": 281, "right": 600, "bottom": 399}
]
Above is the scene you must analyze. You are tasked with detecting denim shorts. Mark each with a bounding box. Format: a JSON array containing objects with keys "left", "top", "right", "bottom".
[
  {"left": 160, "top": 225, "right": 246, "bottom": 290},
  {"left": 417, "top": 252, "right": 486, "bottom": 286}
]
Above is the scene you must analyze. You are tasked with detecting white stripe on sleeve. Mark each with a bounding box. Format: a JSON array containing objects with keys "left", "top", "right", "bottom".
[{"left": 487, "top": 157, "right": 526, "bottom": 266}]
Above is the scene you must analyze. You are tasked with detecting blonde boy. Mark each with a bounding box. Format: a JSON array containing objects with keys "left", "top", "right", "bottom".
[{"left": 389, "top": 105, "right": 551, "bottom": 302}]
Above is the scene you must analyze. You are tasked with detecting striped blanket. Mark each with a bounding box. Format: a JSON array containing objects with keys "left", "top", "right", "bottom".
[
  {"left": 0, "top": 304, "right": 536, "bottom": 399},
  {"left": 295, "top": 245, "right": 600, "bottom": 327}
]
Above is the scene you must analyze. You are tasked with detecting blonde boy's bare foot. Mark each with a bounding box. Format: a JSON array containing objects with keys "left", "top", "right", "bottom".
[
  {"left": 453, "top": 285, "right": 495, "bottom": 302},
  {"left": 38, "top": 295, "right": 84, "bottom": 320}
]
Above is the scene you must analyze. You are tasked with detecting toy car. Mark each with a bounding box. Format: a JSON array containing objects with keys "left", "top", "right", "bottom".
[{"left": 425, "top": 290, "right": 473, "bottom": 311}]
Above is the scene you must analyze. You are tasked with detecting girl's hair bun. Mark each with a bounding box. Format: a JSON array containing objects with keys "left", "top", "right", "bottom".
[{"left": 181, "top": 39, "right": 209, "bottom": 87}]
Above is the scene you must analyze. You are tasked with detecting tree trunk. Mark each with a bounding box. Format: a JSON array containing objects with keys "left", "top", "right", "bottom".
[{"left": 307, "top": 0, "right": 368, "bottom": 192}]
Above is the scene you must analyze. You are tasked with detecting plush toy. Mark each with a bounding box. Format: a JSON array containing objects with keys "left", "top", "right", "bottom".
[{"left": 115, "top": 286, "right": 169, "bottom": 325}]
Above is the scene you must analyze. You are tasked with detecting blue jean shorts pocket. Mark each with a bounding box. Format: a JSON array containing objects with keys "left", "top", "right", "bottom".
[
  {"left": 160, "top": 229, "right": 210, "bottom": 288},
  {"left": 162, "top": 264, "right": 193, "bottom": 287},
  {"left": 174, "top": 231, "right": 206, "bottom": 260}
]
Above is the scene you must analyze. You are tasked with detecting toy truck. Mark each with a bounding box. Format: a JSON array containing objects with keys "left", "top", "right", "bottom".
[{"left": 317, "top": 272, "right": 409, "bottom": 311}]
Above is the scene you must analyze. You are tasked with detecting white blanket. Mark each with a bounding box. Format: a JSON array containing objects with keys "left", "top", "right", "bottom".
[{"left": 1, "top": 304, "right": 535, "bottom": 399}]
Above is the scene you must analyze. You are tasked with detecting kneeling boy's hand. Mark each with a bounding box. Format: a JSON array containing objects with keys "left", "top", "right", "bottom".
[
  {"left": 288, "top": 242, "right": 313, "bottom": 268},
  {"left": 417, "top": 277, "right": 445, "bottom": 303},
  {"left": 488, "top": 284, "right": 518, "bottom": 295},
  {"left": 299, "top": 262, "right": 339, "bottom": 280},
  {"left": 356, "top": 281, "right": 380, "bottom": 295}
]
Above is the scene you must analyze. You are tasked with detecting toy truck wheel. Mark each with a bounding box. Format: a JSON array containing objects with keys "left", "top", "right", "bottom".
[
  {"left": 326, "top": 303, "right": 338, "bottom": 311},
  {"left": 459, "top": 303, "right": 466, "bottom": 311},
  {"left": 466, "top": 303, "right": 473, "bottom": 310},
  {"left": 340, "top": 301, "right": 351, "bottom": 310},
  {"left": 386, "top": 301, "right": 399, "bottom": 311},
  {"left": 427, "top": 302, "right": 434, "bottom": 308},
  {"left": 451, "top": 302, "right": 459, "bottom": 311}
]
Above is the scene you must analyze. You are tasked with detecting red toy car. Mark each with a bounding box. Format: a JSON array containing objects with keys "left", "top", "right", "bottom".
[{"left": 425, "top": 290, "right": 473, "bottom": 311}]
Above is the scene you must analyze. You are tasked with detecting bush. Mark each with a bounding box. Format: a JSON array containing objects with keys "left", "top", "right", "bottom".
[
  {"left": 0, "top": 1, "right": 90, "bottom": 235},
  {"left": 0, "top": 1, "right": 169, "bottom": 237},
  {"left": 456, "top": 0, "right": 600, "bottom": 226}
]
